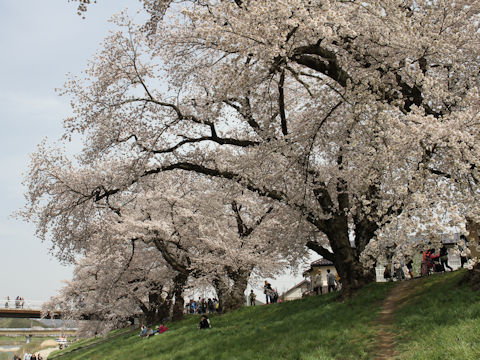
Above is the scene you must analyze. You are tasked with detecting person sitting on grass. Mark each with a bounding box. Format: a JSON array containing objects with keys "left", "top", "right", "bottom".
[
  {"left": 198, "top": 315, "right": 211, "bottom": 330},
  {"left": 139, "top": 324, "right": 148, "bottom": 337},
  {"left": 145, "top": 327, "right": 154, "bottom": 337},
  {"left": 149, "top": 323, "right": 168, "bottom": 337},
  {"left": 157, "top": 323, "right": 168, "bottom": 334}
]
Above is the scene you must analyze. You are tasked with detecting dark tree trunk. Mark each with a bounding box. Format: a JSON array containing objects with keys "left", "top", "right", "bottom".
[
  {"left": 213, "top": 269, "right": 251, "bottom": 313},
  {"left": 171, "top": 272, "right": 188, "bottom": 321},
  {"left": 324, "top": 214, "right": 373, "bottom": 298},
  {"left": 461, "top": 263, "right": 480, "bottom": 291},
  {"left": 142, "top": 296, "right": 171, "bottom": 324},
  {"left": 461, "top": 218, "right": 480, "bottom": 290}
]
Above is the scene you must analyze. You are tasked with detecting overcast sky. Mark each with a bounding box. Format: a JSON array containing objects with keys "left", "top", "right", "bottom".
[
  {"left": 0, "top": 1, "right": 307, "bottom": 303},
  {"left": 0, "top": 0, "right": 135, "bottom": 302}
]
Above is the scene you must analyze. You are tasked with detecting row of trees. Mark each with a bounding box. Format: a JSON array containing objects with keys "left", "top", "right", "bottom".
[
  {"left": 23, "top": 0, "right": 480, "bottom": 331},
  {"left": 35, "top": 171, "right": 310, "bottom": 328}
]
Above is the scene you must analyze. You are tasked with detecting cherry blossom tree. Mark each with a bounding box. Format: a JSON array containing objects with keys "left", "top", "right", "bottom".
[
  {"left": 29, "top": 0, "right": 480, "bottom": 299},
  {"left": 44, "top": 240, "right": 177, "bottom": 332},
  {"left": 23, "top": 148, "right": 304, "bottom": 316}
]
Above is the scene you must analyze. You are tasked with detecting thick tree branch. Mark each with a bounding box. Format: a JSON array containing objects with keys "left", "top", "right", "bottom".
[{"left": 306, "top": 240, "right": 334, "bottom": 262}]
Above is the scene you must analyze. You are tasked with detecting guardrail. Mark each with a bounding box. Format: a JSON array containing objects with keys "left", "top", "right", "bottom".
[
  {"left": 2, "top": 300, "right": 44, "bottom": 311},
  {"left": 0, "top": 328, "right": 78, "bottom": 337}
]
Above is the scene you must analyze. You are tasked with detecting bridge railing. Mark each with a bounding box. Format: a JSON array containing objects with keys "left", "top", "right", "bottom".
[{"left": 2, "top": 300, "right": 44, "bottom": 311}]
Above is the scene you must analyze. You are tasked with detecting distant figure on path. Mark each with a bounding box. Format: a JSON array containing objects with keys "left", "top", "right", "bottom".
[
  {"left": 271, "top": 288, "right": 279, "bottom": 303},
  {"left": 189, "top": 299, "right": 197, "bottom": 314},
  {"left": 4, "top": 296, "right": 9, "bottom": 308},
  {"left": 249, "top": 290, "right": 256, "bottom": 306},
  {"left": 406, "top": 259, "right": 414, "bottom": 279},
  {"left": 383, "top": 266, "right": 392, "bottom": 282},
  {"left": 335, "top": 273, "right": 342, "bottom": 290},
  {"left": 439, "top": 245, "right": 453, "bottom": 272},
  {"left": 326, "top": 269, "right": 337, "bottom": 293},
  {"left": 313, "top": 272, "right": 323, "bottom": 295},
  {"left": 458, "top": 235, "right": 470, "bottom": 268},
  {"left": 198, "top": 315, "right": 211, "bottom": 330}
]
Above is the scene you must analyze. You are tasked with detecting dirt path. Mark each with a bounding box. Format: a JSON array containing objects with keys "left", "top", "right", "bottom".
[
  {"left": 40, "top": 347, "right": 58, "bottom": 359},
  {"left": 371, "top": 280, "right": 420, "bottom": 360}
]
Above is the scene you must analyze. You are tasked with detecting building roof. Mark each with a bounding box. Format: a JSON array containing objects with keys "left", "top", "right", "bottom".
[
  {"left": 282, "top": 279, "right": 310, "bottom": 297},
  {"left": 302, "top": 258, "right": 335, "bottom": 276},
  {"left": 310, "top": 258, "right": 334, "bottom": 267}
]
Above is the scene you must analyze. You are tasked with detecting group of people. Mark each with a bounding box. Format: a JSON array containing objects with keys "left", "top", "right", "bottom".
[
  {"left": 139, "top": 316, "right": 211, "bottom": 337},
  {"left": 420, "top": 245, "right": 458, "bottom": 276},
  {"left": 12, "top": 353, "right": 43, "bottom": 360},
  {"left": 4, "top": 296, "right": 25, "bottom": 309},
  {"left": 185, "top": 298, "right": 219, "bottom": 314},
  {"left": 383, "top": 243, "right": 467, "bottom": 281},
  {"left": 139, "top": 323, "right": 168, "bottom": 338},
  {"left": 263, "top": 281, "right": 279, "bottom": 304},
  {"left": 312, "top": 269, "right": 340, "bottom": 295}
]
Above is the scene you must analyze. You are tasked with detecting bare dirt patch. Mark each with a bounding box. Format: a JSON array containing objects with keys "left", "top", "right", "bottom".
[
  {"left": 40, "top": 339, "right": 59, "bottom": 348},
  {"left": 37, "top": 347, "right": 58, "bottom": 358},
  {"left": 371, "top": 280, "right": 420, "bottom": 360}
]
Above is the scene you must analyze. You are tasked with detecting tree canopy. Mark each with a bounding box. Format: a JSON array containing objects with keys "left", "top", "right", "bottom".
[{"left": 23, "top": 0, "right": 480, "bottom": 320}]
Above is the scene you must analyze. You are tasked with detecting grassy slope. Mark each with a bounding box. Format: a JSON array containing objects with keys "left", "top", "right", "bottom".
[
  {"left": 393, "top": 270, "right": 480, "bottom": 360},
  {"left": 49, "top": 283, "right": 394, "bottom": 360},
  {"left": 49, "top": 271, "right": 480, "bottom": 360}
]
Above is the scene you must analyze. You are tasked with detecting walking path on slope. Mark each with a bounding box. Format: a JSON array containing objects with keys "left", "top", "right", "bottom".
[{"left": 372, "top": 279, "right": 420, "bottom": 360}]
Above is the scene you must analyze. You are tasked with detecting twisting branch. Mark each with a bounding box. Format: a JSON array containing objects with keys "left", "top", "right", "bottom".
[{"left": 278, "top": 70, "right": 288, "bottom": 136}]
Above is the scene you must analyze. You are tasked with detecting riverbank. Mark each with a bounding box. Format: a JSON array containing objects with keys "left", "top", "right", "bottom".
[{"left": 50, "top": 270, "right": 480, "bottom": 359}]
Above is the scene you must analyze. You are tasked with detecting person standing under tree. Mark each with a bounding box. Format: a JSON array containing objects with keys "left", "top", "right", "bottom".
[
  {"left": 249, "top": 290, "right": 256, "bottom": 306},
  {"left": 263, "top": 281, "right": 272, "bottom": 304},
  {"left": 326, "top": 269, "right": 337, "bottom": 293},
  {"left": 313, "top": 272, "right": 322, "bottom": 295}
]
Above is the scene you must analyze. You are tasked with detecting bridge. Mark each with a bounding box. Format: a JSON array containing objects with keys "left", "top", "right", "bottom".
[
  {"left": 0, "top": 328, "right": 77, "bottom": 336},
  {"left": 0, "top": 300, "right": 61, "bottom": 319}
]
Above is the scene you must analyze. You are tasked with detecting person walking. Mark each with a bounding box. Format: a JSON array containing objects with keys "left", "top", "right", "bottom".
[
  {"left": 313, "top": 272, "right": 322, "bottom": 295},
  {"left": 439, "top": 245, "right": 453, "bottom": 272},
  {"left": 326, "top": 269, "right": 337, "bottom": 293}
]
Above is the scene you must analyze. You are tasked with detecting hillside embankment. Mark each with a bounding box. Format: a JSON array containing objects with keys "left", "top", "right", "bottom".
[{"left": 48, "top": 270, "right": 480, "bottom": 360}]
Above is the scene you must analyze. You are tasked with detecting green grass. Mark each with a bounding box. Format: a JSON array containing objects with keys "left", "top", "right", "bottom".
[
  {"left": 47, "top": 272, "right": 480, "bottom": 360},
  {"left": 393, "top": 270, "right": 480, "bottom": 360},
  {"left": 49, "top": 283, "right": 393, "bottom": 360}
]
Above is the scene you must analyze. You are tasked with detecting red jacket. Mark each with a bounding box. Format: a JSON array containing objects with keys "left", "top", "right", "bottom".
[{"left": 158, "top": 325, "right": 168, "bottom": 334}]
